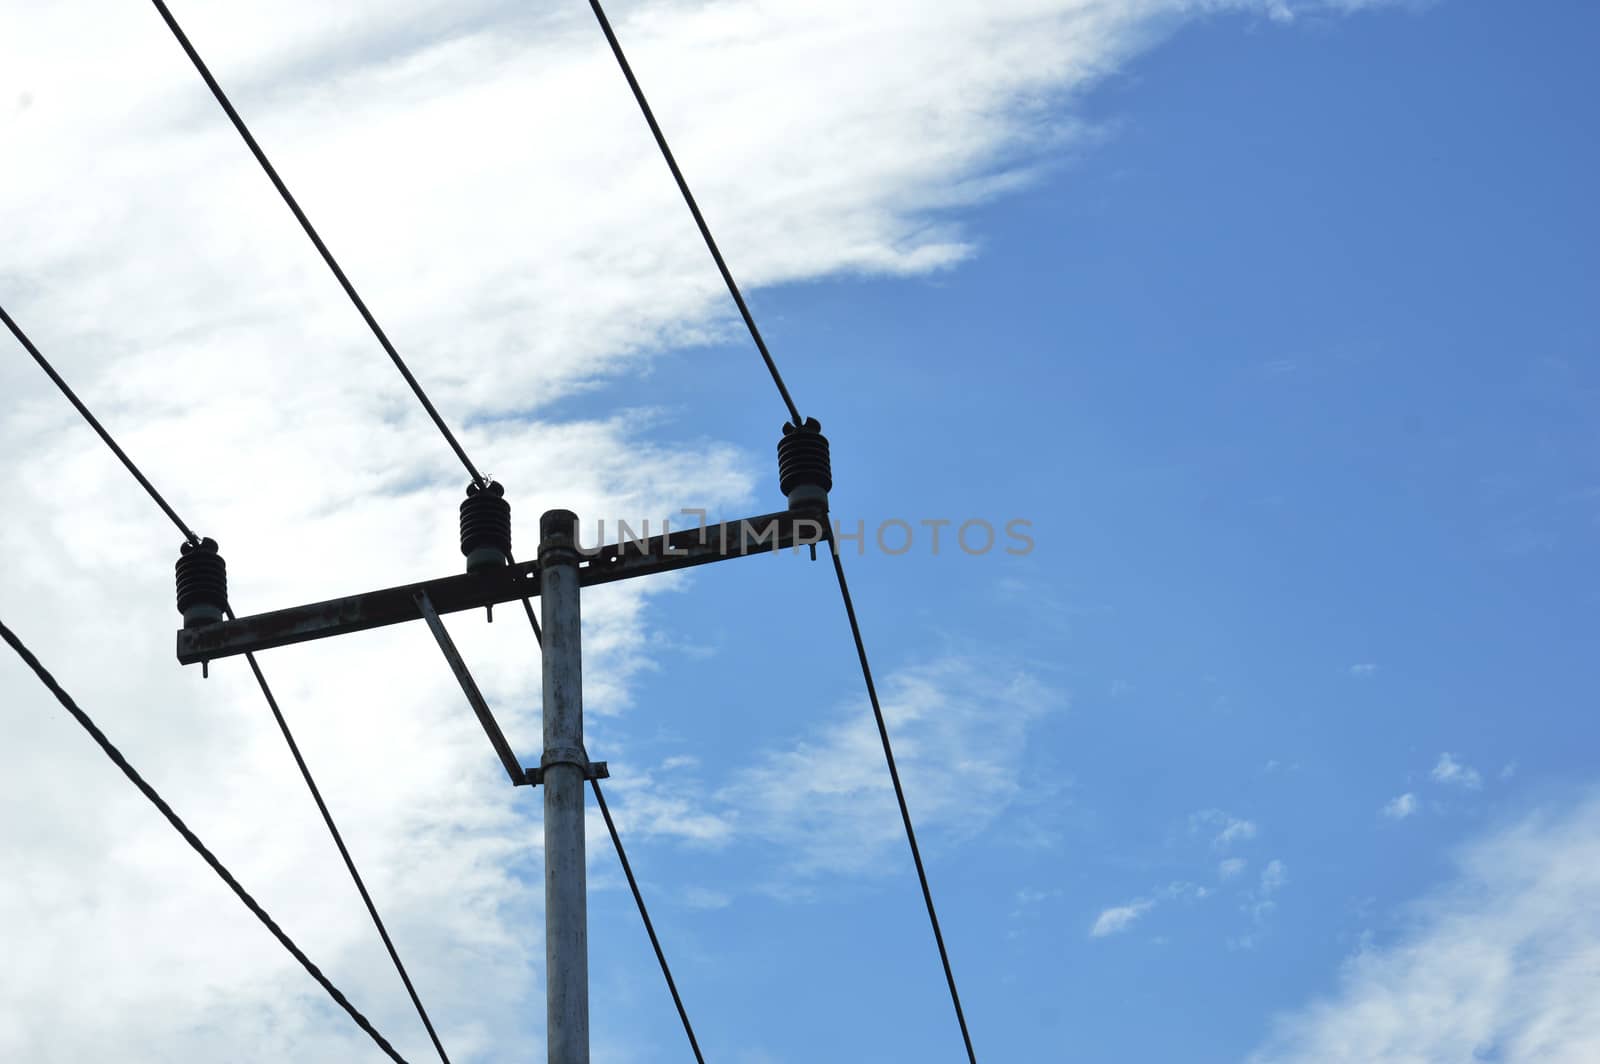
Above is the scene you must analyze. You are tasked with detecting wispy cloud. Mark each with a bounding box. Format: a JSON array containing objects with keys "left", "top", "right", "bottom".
[
  {"left": 0, "top": 0, "right": 1419, "bottom": 1057},
  {"left": 602, "top": 656, "right": 1056, "bottom": 880},
  {"left": 1249, "top": 795, "right": 1600, "bottom": 1063},
  {"left": 1091, "top": 899, "right": 1156, "bottom": 938},
  {"left": 1193, "top": 809, "right": 1259, "bottom": 850},
  {"left": 1231, "top": 859, "right": 1290, "bottom": 949},
  {"left": 1220, "top": 857, "right": 1249, "bottom": 880},
  {"left": 716, "top": 658, "right": 1056, "bottom": 877},
  {"left": 681, "top": 886, "right": 732, "bottom": 911},
  {"left": 1260, "top": 860, "right": 1289, "bottom": 896},
  {"left": 1431, "top": 753, "right": 1483, "bottom": 790},
  {"left": 1090, "top": 881, "right": 1213, "bottom": 939},
  {"left": 1382, "top": 793, "right": 1418, "bottom": 820},
  {"left": 1349, "top": 663, "right": 1378, "bottom": 677}
]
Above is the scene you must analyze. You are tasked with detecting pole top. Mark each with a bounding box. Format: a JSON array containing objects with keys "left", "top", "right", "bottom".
[
  {"left": 539, "top": 509, "right": 581, "bottom": 564},
  {"left": 540, "top": 509, "right": 579, "bottom": 539}
]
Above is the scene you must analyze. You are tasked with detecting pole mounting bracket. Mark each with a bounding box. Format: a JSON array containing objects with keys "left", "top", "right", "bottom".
[{"left": 521, "top": 758, "right": 610, "bottom": 787}]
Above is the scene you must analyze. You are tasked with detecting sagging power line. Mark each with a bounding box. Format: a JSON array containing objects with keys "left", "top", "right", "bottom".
[
  {"left": 0, "top": 616, "right": 412, "bottom": 1064},
  {"left": 5, "top": 295, "right": 709, "bottom": 1061},
  {"left": 147, "top": 0, "right": 487, "bottom": 489},
  {"left": 0, "top": 303, "right": 454, "bottom": 1063},
  {"left": 588, "top": 5, "right": 980, "bottom": 1059},
  {"left": 9, "top": 3, "right": 986, "bottom": 1059},
  {"left": 587, "top": 0, "right": 804, "bottom": 428}
]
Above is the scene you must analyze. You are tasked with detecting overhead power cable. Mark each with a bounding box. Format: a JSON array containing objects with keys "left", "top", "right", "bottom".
[
  {"left": 236, "top": 625, "right": 455, "bottom": 1064},
  {"left": 1, "top": 304, "right": 199, "bottom": 546},
  {"left": 592, "top": 779, "right": 706, "bottom": 1063},
  {"left": 587, "top": 0, "right": 804, "bottom": 427},
  {"left": 0, "top": 616, "right": 411, "bottom": 1064},
  {"left": 586, "top": 8, "right": 979, "bottom": 1059},
  {"left": 145, "top": 0, "right": 486, "bottom": 488},
  {"left": 825, "top": 538, "right": 978, "bottom": 1064},
  {"left": 506, "top": 550, "right": 544, "bottom": 644},
  {"left": 1, "top": 303, "right": 452, "bottom": 1063}
]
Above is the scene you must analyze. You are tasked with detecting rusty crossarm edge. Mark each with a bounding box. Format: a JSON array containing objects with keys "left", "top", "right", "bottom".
[{"left": 177, "top": 506, "right": 827, "bottom": 665}]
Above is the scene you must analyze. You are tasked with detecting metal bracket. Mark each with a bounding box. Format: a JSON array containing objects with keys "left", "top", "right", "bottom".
[{"left": 520, "top": 761, "right": 610, "bottom": 787}]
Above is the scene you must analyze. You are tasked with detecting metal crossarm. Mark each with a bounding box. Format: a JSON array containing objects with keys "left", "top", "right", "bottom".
[{"left": 179, "top": 507, "right": 826, "bottom": 665}]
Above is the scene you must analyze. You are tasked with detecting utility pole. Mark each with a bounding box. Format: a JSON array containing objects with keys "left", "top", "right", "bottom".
[
  {"left": 171, "top": 421, "right": 834, "bottom": 1062},
  {"left": 539, "top": 509, "right": 588, "bottom": 1064}
]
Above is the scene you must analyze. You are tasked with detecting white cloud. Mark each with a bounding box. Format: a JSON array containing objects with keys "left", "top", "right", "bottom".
[
  {"left": 1260, "top": 859, "right": 1289, "bottom": 896},
  {"left": 0, "top": 0, "right": 1414, "bottom": 1058},
  {"left": 1249, "top": 794, "right": 1600, "bottom": 1063},
  {"left": 1230, "top": 859, "right": 1289, "bottom": 949},
  {"left": 1432, "top": 752, "right": 1484, "bottom": 790},
  {"left": 1090, "top": 880, "right": 1213, "bottom": 939},
  {"left": 713, "top": 658, "right": 1056, "bottom": 877},
  {"left": 1382, "top": 792, "right": 1418, "bottom": 820},
  {"left": 1349, "top": 663, "right": 1378, "bottom": 677},
  {"left": 1220, "top": 857, "right": 1249, "bottom": 880},
  {"left": 594, "top": 766, "right": 737, "bottom": 846},
  {"left": 1193, "top": 808, "right": 1260, "bottom": 850},
  {"left": 680, "top": 886, "right": 731, "bottom": 911},
  {"left": 1091, "top": 899, "right": 1155, "bottom": 938},
  {"left": 592, "top": 654, "right": 1058, "bottom": 875}
]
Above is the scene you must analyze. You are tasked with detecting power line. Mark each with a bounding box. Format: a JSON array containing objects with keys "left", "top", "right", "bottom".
[
  {"left": 1, "top": 303, "right": 452, "bottom": 1062},
  {"left": 24, "top": 4, "right": 973, "bottom": 1055},
  {"left": 587, "top": 0, "right": 804, "bottom": 428},
  {"left": 237, "top": 624, "right": 455, "bottom": 1064},
  {"left": 145, "top": 0, "right": 486, "bottom": 488},
  {"left": 591, "top": 779, "right": 707, "bottom": 1064},
  {"left": 585, "top": 8, "right": 979, "bottom": 1057},
  {"left": 0, "top": 616, "right": 412, "bottom": 1064},
  {"left": 123, "top": 15, "right": 525, "bottom": 1040},
  {"left": 1, "top": 304, "right": 199, "bottom": 546},
  {"left": 505, "top": 549, "right": 544, "bottom": 644},
  {"left": 825, "top": 541, "right": 978, "bottom": 1064}
]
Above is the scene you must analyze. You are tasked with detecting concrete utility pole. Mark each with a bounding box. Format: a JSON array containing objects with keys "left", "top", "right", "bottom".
[
  {"left": 539, "top": 510, "right": 588, "bottom": 1064},
  {"left": 173, "top": 421, "right": 833, "bottom": 1063}
]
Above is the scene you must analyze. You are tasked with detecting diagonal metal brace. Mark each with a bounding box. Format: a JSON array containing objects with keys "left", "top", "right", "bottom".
[{"left": 414, "top": 590, "right": 529, "bottom": 787}]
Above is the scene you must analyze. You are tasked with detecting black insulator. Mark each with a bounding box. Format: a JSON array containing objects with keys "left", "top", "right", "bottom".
[
  {"left": 175, "top": 537, "right": 228, "bottom": 628},
  {"left": 460, "top": 480, "right": 512, "bottom": 572},
  {"left": 778, "top": 417, "right": 832, "bottom": 509}
]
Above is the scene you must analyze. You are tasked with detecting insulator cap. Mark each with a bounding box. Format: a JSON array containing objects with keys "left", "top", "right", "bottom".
[
  {"left": 778, "top": 417, "right": 831, "bottom": 510},
  {"left": 175, "top": 537, "right": 227, "bottom": 629},
  {"left": 461, "top": 480, "right": 512, "bottom": 573}
]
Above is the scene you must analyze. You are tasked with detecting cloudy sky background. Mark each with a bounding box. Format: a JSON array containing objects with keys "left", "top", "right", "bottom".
[{"left": 4, "top": 0, "right": 1600, "bottom": 1061}]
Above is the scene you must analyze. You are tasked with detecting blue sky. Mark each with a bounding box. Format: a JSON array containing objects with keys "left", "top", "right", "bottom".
[
  {"left": 4, "top": 1, "right": 1600, "bottom": 1061},
  {"left": 580, "top": 3, "right": 1600, "bottom": 1059}
]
